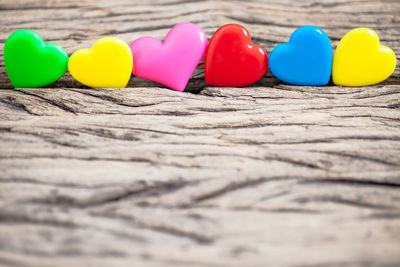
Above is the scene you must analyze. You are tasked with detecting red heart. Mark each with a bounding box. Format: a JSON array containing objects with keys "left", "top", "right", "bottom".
[{"left": 205, "top": 24, "right": 268, "bottom": 87}]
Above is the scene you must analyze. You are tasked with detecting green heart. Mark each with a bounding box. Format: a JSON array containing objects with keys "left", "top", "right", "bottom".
[{"left": 4, "top": 29, "right": 69, "bottom": 88}]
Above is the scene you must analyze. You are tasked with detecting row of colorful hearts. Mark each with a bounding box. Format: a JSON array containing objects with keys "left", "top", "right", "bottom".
[{"left": 4, "top": 23, "right": 397, "bottom": 91}]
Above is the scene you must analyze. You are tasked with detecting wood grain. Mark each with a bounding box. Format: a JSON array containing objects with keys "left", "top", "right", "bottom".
[{"left": 0, "top": 0, "right": 400, "bottom": 266}]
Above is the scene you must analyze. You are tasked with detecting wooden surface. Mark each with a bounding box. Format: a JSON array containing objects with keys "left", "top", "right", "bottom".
[{"left": 1, "top": 0, "right": 400, "bottom": 266}]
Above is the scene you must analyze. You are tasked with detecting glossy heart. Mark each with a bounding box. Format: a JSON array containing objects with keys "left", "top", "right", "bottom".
[
  {"left": 4, "top": 29, "right": 68, "bottom": 88},
  {"left": 130, "top": 23, "right": 207, "bottom": 92},
  {"left": 68, "top": 37, "right": 133, "bottom": 88},
  {"left": 269, "top": 26, "right": 332, "bottom": 86},
  {"left": 204, "top": 24, "right": 268, "bottom": 87},
  {"left": 332, "top": 28, "right": 396, "bottom": 86}
]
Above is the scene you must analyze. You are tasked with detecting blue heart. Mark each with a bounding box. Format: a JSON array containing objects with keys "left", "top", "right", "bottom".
[{"left": 269, "top": 26, "right": 332, "bottom": 86}]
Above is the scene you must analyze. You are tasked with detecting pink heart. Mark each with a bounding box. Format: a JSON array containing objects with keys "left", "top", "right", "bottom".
[{"left": 130, "top": 23, "right": 207, "bottom": 92}]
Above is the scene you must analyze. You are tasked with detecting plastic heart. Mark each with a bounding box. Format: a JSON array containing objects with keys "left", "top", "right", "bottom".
[
  {"left": 68, "top": 37, "right": 133, "bottom": 88},
  {"left": 130, "top": 23, "right": 207, "bottom": 92},
  {"left": 205, "top": 24, "right": 268, "bottom": 87},
  {"left": 332, "top": 28, "right": 396, "bottom": 87},
  {"left": 4, "top": 29, "right": 68, "bottom": 88},
  {"left": 269, "top": 26, "right": 332, "bottom": 86}
]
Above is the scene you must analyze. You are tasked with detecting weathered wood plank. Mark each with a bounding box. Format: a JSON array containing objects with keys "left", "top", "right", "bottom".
[{"left": 0, "top": 0, "right": 400, "bottom": 266}]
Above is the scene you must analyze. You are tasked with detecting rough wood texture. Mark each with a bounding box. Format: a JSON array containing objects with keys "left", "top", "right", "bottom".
[{"left": 1, "top": 0, "right": 400, "bottom": 266}]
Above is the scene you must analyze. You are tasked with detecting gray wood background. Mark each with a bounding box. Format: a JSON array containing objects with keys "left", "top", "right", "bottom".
[{"left": 0, "top": 0, "right": 400, "bottom": 266}]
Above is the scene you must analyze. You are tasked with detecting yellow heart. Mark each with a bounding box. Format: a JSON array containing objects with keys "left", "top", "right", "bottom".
[
  {"left": 332, "top": 28, "right": 396, "bottom": 87},
  {"left": 68, "top": 37, "right": 133, "bottom": 88}
]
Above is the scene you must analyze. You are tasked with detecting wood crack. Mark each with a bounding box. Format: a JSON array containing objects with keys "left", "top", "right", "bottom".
[{"left": 15, "top": 90, "right": 77, "bottom": 114}]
